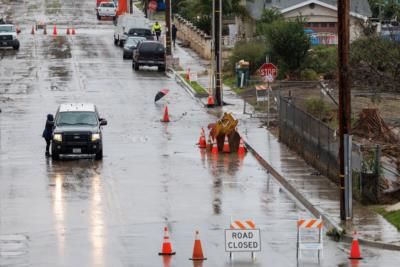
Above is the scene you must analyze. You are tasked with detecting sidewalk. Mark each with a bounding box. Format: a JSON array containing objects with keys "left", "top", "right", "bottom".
[{"left": 172, "top": 42, "right": 400, "bottom": 250}]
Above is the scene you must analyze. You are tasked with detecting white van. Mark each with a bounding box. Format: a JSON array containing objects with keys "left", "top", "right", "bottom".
[{"left": 113, "top": 13, "right": 151, "bottom": 46}]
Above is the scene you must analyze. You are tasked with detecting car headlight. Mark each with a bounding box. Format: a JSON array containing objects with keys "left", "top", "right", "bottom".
[
  {"left": 91, "top": 133, "right": 101, "bottom": 141},
  {"left": 53, "top": 134, "right": 62, "bottom": 142}
]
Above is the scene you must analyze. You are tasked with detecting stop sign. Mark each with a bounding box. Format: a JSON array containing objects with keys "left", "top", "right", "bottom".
[{"left": 258, "top": 63, "right": 278, "bottom": 82}]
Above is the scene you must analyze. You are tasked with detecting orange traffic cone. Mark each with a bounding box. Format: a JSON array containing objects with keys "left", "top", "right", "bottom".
[
  {"left": 158, "top": 227, "right": 176, "bottom": 256},
  {"left": 66, "top": 27, "right": 70, "bottom": 35},
  {"left": 207, "top": 94, "right": 214, "bottom": 107},
  {"left": 223, "top": 135, "right": 230, "bottom": 153},
  {"left": 53, "top": 24, "right": 57, "bottom": 35},
  {"left": 198, "top": 128, "right": 207, "bottom": 149},
  {"left": 211, "top": 138, "right": 218, "bottom": 154},
  {"left": 349, "top": 231, "right": 363, "bottom": 260},
  {"left": 189, "top": 230, "right": 207, "bottom": 261},
  {"left": 31, "top": 25, "right": 35, "bottom": 35},
  {"left": 43, "top": 26, "right": 47, "bottom": 35},
  {"left": 161, "top": 105, "right": 170, "bottom": 122},
  {"left": 238, "top": 137, "right": 246, "bottom": 155},
  {"left": 71, "top": 27, "right": 76, "bottom": 35}
]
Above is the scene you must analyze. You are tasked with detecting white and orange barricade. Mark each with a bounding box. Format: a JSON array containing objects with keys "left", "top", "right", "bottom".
[
  {"left": 296, "top": 217, "right": 323, "bottom": 262},
  {"left": 255, "top": 85, "right": 270, "bottom": 103},
  {"left": 225, "top": 219, "right": 260, "bottom": 260}
]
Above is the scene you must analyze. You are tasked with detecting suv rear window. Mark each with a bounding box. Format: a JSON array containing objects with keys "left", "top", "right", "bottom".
[
  {"left": 139, "top": 42, "right": 164, "bottom": 53},
  {"left": 100, "top": 2, "right": 115, "bottom": 7},
  {"left": 128, "top": 28, "right": 152, "bottom": 37},
  {"left": 57, "top": 112, "right": 98, "bottom": 126}
]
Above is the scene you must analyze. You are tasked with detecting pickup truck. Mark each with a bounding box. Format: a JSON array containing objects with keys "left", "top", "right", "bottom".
[
  {"left": 0, "top": 24, "right": 20, "bottom": 50},
  {"left": 96, "top": 2, "right": 117, "bottom": 20}
]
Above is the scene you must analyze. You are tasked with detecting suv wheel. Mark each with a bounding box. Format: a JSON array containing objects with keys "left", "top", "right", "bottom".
[
  {"left": 95, "top": 149, "right": 103, "bottom": 160},
  {"left": 13, "top": 44, "right": 19, "bottom": 50}
]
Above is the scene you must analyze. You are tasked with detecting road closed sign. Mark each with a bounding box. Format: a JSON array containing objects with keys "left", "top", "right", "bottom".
[{"left": 225, "top": 229, "right": 261, "bottom": 252}]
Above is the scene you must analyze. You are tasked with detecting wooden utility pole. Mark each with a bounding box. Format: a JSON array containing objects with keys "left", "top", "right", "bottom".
[
  {"left": 165, "top": 0, "right": 172, "bottom": 55},
  {"left": 213, "top": 0, "right": 223, "bottom": 106},
  {"left": 338, "top": 0, "right": 351, "bottom": 220}
]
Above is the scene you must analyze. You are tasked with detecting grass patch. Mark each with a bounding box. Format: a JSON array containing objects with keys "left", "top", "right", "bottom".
[
  {"left": 152, "top": 11, "right": 165, "bottom": 21},
  {"left": 134, "top": 2, "right": 144, "bottom": 11},
  {"left": 45, "top": 0, "right": 62, "bottom": 14},
  {"left": 28, "top": 4, "right": 39, "bottom": 11},
  {"left": 374, "top": 207, "right": 400, "bottom": 230},
  {"left": 180, "top": 74, "right": 207, "bottom": 94},
  {"left": 224, "top": 75, "right": 236, "bottom": 88}
]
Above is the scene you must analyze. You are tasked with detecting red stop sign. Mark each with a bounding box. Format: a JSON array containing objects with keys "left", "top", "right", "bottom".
[{"left": 258, "top": 63, "right": 278, "bottom": 82}]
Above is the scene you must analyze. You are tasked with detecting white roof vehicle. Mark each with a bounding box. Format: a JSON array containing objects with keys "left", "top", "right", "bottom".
[
  {"left": 97, "top": 1, "right": 117, "bottom": 20},
  {"left": 113, "top": 13, "right": 149, "bottom": 46}
]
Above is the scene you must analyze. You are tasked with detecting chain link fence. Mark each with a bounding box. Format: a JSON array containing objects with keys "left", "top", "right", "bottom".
[{"left": 279, "top": 96, "right": 381, "bottom": 203}]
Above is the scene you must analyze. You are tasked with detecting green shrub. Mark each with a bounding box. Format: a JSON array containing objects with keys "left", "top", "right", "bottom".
[
  {"left": 227, "top": 40, "right": 268, "bottom": 75},
  {"left": 300, "top": 69, "right": 320, "bottom": 80},
  {"left": 303, "top": 45, "right": 337, "bottom": 77},
  {"left": 304, "top": 97, "right": 331, "bottom": 118}
]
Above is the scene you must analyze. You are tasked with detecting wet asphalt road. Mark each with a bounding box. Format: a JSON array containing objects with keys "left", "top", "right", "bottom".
[{"left": 1, "top": 1, "right": 400, "bottom": 266}]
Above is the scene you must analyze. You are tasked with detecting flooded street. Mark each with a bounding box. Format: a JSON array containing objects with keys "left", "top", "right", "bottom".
[{"left": 1, "top": 0, "right": 400, "bottom": 266}]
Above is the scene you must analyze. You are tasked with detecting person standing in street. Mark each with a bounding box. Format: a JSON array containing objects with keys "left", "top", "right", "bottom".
[
  {"left": 42, "top": 114, "right": 54, "bottom": 156},
  {"left": 172, "top": 24, "right": 178, "bottom": 47},
  {"left": 152, "top": 21, "right": 162, "bottom": 41}
]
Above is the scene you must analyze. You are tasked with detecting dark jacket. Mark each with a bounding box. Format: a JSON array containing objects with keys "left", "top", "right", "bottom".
[
  {"left": 172, "top": 25, "right": 177, "bottom": 39},
  {"left": 42, "top": 114, "right": 54, "bottom": 140}
]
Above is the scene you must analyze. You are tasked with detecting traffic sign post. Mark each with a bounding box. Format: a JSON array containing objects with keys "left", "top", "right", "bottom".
[{"left": 257, "top": 63, "right": 278, "bottom": 128}]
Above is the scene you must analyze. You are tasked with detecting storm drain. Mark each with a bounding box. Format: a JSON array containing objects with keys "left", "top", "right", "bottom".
[{"left": 0, "top": 234, "right": 29, "bottom": 266}]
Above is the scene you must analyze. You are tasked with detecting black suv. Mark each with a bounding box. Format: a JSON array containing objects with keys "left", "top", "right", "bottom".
[
  {"left": 51, "top": 103, "right": 107, "bottom": 160},
  {"left": 132, "top": 41, "right": 166, "bottom": 72}
]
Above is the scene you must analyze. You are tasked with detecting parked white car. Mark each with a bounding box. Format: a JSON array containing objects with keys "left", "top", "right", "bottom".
[
  {"left": 113, "top": 13, "right": 149, "bottom": 46},
  {"left": 96, "top": 2, "right": 117, "bottom": 20}
]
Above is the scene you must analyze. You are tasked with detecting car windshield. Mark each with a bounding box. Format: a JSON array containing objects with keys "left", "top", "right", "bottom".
[
  {"left": 57, "top": 112, "right": 98, "bottom": 126},
  {"left": 125, "top": 37, "right": 145, "bottom": 47},
  {"left": 128, "top": 28, "right": 152, "bottom": 37},
  {"left": 0, "top": 26, "right": 14, "bottom": 32},
  {"left": 100, "top": 2, "right": 115, "bottom": 7}
]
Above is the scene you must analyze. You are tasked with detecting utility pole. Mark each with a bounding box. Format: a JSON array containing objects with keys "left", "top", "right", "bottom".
[
  {"left": 130, "top": 0, "right": 133, "bottom": 13},
  {"left": 213, "top": 0, "right": 223, "bottom": 106},
  {"left": 165, "top": 0, "right": 172, "bottom": 55},
  {"left": 338, "top": 0, "right": 351, "bottom": 220}
]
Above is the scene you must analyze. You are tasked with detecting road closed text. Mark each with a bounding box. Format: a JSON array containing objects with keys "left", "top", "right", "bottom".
[{"left": 225, "top": 229, "right": 261, "bottom": 252}]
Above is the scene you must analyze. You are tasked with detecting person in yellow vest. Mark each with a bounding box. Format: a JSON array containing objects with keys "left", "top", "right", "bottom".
[{"left": 152, "top": 21, "right": 162, "bottom": 41}]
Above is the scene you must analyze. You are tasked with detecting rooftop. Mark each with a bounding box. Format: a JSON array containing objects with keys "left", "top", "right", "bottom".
[{"left": 246, "top": 0, "right": 372, "bottom": 20}]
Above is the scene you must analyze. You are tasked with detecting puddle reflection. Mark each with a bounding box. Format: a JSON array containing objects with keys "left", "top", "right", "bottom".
[{"left": 47, "top": 160, "right": 104, "bottom": 266}]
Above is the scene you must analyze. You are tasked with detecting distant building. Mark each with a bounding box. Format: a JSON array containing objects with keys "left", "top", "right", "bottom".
[{"left": 237, "top": 0, "right": 372, "bottom": 42}]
